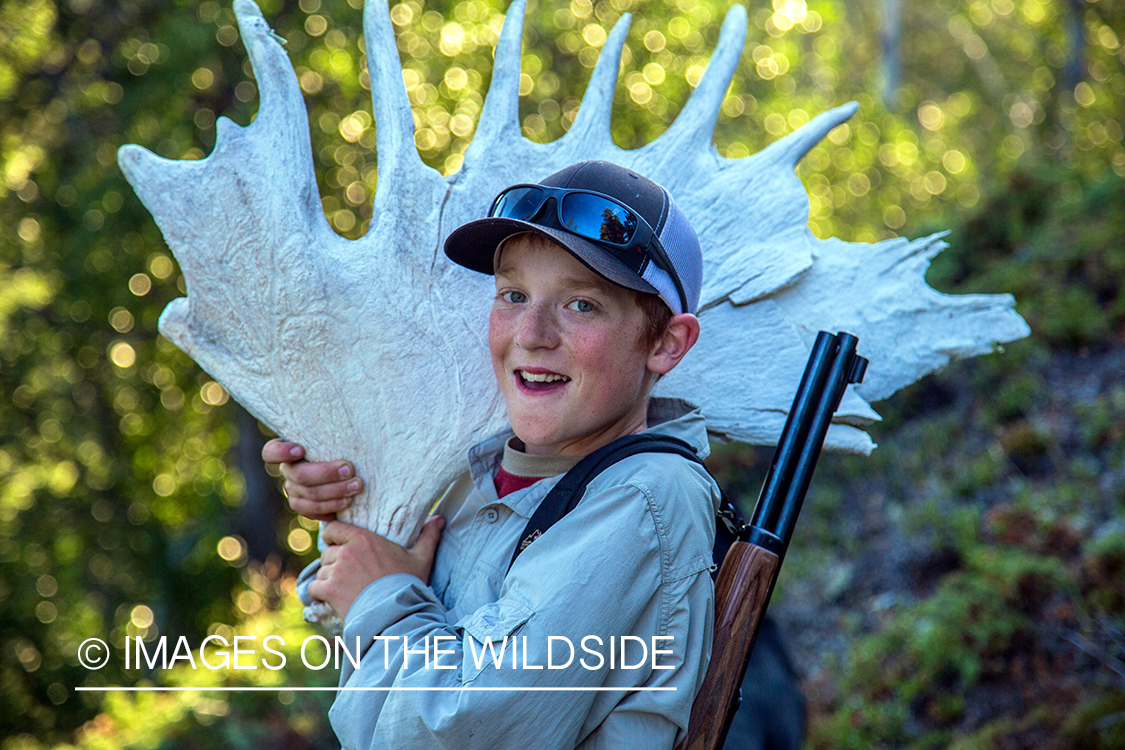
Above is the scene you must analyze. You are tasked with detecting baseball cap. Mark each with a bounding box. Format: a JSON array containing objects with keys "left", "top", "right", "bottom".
[{"left": 443, "top": 161, "right": 703, "bottom": 315}]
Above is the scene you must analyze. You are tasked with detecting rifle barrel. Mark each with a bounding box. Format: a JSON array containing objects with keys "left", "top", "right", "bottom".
[
  {"left": 749, "top": 331, "right": 836, "bottom": 536},
  {"left": 774, "top": 332, "right": 860, "bottom": 547},
  {"left": 680, "top": 330, "right": 869, "bottom": 750}
]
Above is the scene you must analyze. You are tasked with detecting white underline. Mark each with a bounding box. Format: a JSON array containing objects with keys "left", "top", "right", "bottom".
[{"left": 76, "top": 686, "right": 676, "bottom": 692}]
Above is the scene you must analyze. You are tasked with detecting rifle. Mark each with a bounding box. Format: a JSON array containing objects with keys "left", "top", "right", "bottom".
[{"left": 677, "top": 331, "right": 869, "bottom": 750}]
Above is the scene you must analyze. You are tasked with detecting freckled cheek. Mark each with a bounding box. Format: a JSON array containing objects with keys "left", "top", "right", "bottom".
[
  {"left": 571, "top": 330, "right": 635, "bottom": 383},
  {"left": 488, "top": 311, "right": 511, "bottom": 380},
  {"left": 564, "top": 330, "right": 598, "bottom": 374}
]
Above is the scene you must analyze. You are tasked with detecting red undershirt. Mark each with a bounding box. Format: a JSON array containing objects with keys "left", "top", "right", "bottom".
[{"left": 493, "top": 466, "right": 543, "bottom": 498}]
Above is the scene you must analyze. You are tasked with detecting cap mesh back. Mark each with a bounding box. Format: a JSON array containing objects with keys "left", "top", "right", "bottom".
[
  {"left": 640, "top": 264, "right": 683, "bottom": 316},
  {"left": 657, "top": 197, "right": 703, "bottom": 314}
]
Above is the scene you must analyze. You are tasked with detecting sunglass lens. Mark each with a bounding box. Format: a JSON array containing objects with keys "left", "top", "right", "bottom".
[
  {"left": 492, "top": 186, "right": 545, "bottom": 221},
  {"left": 561, "top": 193, "right": 638, "bottom": 245}
]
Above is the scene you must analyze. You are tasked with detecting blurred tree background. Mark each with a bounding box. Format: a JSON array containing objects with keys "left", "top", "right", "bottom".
[{"left": 1, "top": 0, "right": 1123, "bottom": 747}]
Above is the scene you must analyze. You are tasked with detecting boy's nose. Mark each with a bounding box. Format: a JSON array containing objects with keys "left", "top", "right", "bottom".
[{"left": 514, "top": 303, "right": 559, "bottom": 350}]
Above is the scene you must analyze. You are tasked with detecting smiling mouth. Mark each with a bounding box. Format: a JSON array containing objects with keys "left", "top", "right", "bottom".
[{"left": 517, "top": 369, "right": 570, "bottom": 391}]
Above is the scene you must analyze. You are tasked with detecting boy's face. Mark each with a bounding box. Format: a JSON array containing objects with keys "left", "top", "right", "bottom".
[{"left": 490, "top": 234, "right": 657, "bottom": 457}]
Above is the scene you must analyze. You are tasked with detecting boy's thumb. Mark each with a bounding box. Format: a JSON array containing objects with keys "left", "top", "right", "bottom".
[{"left": 412, "top": 515, "right": 446, "bottom": 558}]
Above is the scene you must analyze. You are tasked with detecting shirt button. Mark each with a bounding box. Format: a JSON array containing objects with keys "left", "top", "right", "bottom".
[{"left": 483, "top": 508, "right": 500, "bottom": 524}]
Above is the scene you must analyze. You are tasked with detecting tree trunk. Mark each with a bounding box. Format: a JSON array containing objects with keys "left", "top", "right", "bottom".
[
  {"left": 231, "top": 401, "right": 284, "bottom": 563},
  {"left": 1063, "top": 0, "right": 1086, "bottom": 94},
  {"left": 881, "top": 0, "right": 903, "bottom": 109}
]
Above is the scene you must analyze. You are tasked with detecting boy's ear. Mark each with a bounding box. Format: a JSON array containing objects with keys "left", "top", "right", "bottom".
[{"left": 647, "top": 313, "right": 700, "bottom": 375}]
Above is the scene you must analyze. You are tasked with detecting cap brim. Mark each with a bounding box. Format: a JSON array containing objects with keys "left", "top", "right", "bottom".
[{"left": 444, "top": 218, "right": 659, "bottom": 296}]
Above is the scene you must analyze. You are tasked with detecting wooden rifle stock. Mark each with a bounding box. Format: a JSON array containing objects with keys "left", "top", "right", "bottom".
[{"left": 677, "top": 332, "right": 868, "bottom": 750}]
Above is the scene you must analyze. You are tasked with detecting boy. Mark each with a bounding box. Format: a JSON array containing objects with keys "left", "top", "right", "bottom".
[{"left": 264, "top": 161, "right": 719, "bottom": 749}]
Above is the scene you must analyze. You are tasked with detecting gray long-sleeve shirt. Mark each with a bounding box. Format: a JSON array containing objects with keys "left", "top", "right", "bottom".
[{"left": 327, "top": 398, "right": 719, "bottom": 749}]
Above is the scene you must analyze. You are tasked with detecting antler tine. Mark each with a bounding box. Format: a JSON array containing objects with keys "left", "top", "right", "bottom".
[
  {"left": 754, "top": 101, "right": 861, "bottom": 169},
  {"left": 644, "top": 5, "right": 747, "bottom": 160},
  {"left": 563, "top": 13, "right": 631, "bottom": 152},
  {"left": 364, "top": 0, "right": 427, "bottom": 184},
  {"left": 467, "top": 0, "right": 527, "bottom": 156},
  {"left": 232, "top": 0, "right": 304, "bottom": 130},
  {"left": 695, "top": 103, "right": 862, "bottom": 307}
]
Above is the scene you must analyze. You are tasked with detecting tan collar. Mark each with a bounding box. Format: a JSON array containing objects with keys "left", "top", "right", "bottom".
[{"left": 500, "top": 438, "right": 583, "bottom": 478}]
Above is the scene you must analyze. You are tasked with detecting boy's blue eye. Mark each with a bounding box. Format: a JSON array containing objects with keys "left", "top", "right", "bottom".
[
  {"left": 503, "top": 290, "right": 527, "bottom": 304},
  {"left": 568, "top": 299, "right": 594, "bottom": 313}
]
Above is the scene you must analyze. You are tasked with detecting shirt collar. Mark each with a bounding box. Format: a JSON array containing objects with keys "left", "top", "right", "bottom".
[
  {"left": 645, "top": 397, "right": 710, "bottom": 459},
  {"left": 501, "top": 440, "right": 582, "bottom": 478},
  {"left": 465, "top": 397, "right": 709, "bottom": 518}
]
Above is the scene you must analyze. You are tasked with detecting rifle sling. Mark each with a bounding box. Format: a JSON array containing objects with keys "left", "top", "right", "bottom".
[{"left": 506, "top": 433, "right": 745, "bottom": 577}]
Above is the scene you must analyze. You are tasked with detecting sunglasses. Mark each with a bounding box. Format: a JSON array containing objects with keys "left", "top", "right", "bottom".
[{"left": 489, "top": 184, "right": 688, "bottom": 314}]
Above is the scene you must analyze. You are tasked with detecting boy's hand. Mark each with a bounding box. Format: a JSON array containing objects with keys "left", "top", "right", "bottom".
[
  {"left": 309, "top": 516, "right": 446, "bottom": 617},
  {"left": 261, "top": 438, "right": 363, "bottom": 522}
]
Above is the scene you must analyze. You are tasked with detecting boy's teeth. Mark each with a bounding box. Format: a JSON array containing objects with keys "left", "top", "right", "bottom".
[{"left": 520, "top": 370, "right": 568, "bottom": 383}]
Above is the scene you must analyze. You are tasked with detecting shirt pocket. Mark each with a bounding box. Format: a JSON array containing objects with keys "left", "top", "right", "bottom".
[{"left": 455, "top": 598, "right": 534, "bottom": 684}]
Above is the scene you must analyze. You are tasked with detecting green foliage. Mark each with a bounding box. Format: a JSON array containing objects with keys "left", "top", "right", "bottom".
[
  {"left": 1, "top": 1, "right": 332, "bottom": 741},
  {"left": 1065, "top": 691, "right": 1125, "bottom": 749},
  {"left": 797, "top": 167, "right": 1125, "bottom": 749},
  {"left": 930, "top": 166, "right": 1125, "bottom": 350},
  {"left": 818, "top": 519, "right": 1070, "bottom": 745}
]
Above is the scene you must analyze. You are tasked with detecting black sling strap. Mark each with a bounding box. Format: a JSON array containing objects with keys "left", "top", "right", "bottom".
[{"left": 506, "top": 433, "right": 747, "bottom": 576}]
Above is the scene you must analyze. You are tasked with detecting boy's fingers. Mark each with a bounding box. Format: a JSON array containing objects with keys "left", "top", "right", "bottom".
[
  {"left": 281, "top": 460, "right": 357, "bottom": 487},
  {"left": 306, "top": 578, "right": 329, "bottom": 603},
  {"left": 285, "top": 477, "right": 363, "bottom": 503},
  {"left": 283, "top": 474, "right": 362, "bottom": 523},
  {"left": 286, "top": 494, "right": 347, "bottom": 521},
  {"left": 320, "top": 519, "right": 364, "bottom": 546},
  {"left": 262, "top": 439, "right": 305, "bottom": 463}
]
